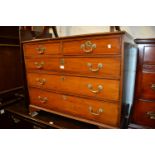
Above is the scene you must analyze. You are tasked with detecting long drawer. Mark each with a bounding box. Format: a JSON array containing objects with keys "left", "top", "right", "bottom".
[
  {"left": 132, "top": 100, "right": 155, "bottom": 128},
  {"left": 63, "top": 37, "right": 121, "bottom": 55},
  {"left": 25, "top": 57, "right": 121, "bottom": 79},
  {"left": 27, "top": 73, "right": 120, "bottom": 101},
  {"left": 23, "top": 41, "right": 61, "bottom": 57},
  {"left": 29, "top": 88, "right": 119, "bottom": 127}
]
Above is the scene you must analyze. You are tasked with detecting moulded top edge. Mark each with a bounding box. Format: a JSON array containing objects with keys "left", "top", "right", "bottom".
[
  {"left": 22, "top": 31, "right": 131, "bottom": 44},
  {"left": 135, "top": 38, "right": 155, "bottom": 44}
]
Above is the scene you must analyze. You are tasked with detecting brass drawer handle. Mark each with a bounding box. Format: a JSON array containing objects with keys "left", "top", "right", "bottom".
[
  {"left": 38, "top": 96, "right": 48, "bottom": 103},
  {"left": 87, "top": 63, "right": 103, "bottom": 72},
  {"left": 150, "top": 116, "right": 155, "bottom": 120},
  {"left": 34, "top": 61, "right": 44, "bottom": 69},
  {"left": 88, "top": 106, "right": 103, "bottom": 116},
  {"left": 146, "top": 111, "right": 155, "bottom": 120},
  {"left": 36, "top": 46, "right": 46, "bottom": 54},
  {"left": 151, "top": 84, "right": 155, "bottom": 91},
  {"left": 87, "top": 84, "right": 103, "bottom": 94},
  {"left": 81, "top": 41, "right": 96, "bottom": 53},
  {"left": 36, "top": 78, "right": 46, "bottom": 85}
]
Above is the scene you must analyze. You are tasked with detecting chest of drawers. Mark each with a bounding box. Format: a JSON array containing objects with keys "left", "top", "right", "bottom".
[
  {"left": 23, "top": 31, "right": 135, "bottom": 128},
  {"left": 129, "top": 39, "right": 155, "bottom": 128}
]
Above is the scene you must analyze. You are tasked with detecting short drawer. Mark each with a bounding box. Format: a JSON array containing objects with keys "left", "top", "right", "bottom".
[
  {"left": 25, "top": 57, "right": 61, "bottom": 73},
  {"left": 143, "top": 46, "right": 155, "bottom": 64},
  {"left": 60, "top": 57, "right": 121, "bottom": 79},
  {"left": 29, "top": 88, "right": 119, "bottom": 127},
  {"left": 132, "top": 100, "right": 155, "bottom": 128},
  {"left": 63, "top": 37, "right": 121, "bottom": 55},
  {"left": 27, "top": 73, "right": 120, "bottom": 101},
  {"left": 23, "top": 42, "right": 61, "bottom": 57},
  {"left": 141, "top": 72, "right": 155, "bottom": 100}
]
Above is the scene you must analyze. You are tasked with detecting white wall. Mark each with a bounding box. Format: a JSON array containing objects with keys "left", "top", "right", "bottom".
[{"left": 55, "top": 26, "right": 155, "bottom": 38}]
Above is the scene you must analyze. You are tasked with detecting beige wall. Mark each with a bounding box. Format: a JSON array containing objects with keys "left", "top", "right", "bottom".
[{"left": 55, "top": 26, "right": 155, "bottom": 38}]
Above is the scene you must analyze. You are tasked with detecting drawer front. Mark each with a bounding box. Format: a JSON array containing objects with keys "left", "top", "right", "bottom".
[
  {"left": 29, "top": 88, "right": 119, "bottom": 127},
  {"left": 63, "top": 37, "right": 121, "bottom": 55},
  {"left": 27, "top": 73, "right": 120, "bottom": 101},
  {"left": 23, "top": 42, "right": 60, "bottom": 57},
  {"left": 25, "top": 58, "right": 61, "bottom": 73},
  {"left": 132, "top": 100, "right": 155, "bottom": 128},
  {"left": 143, "top": 46, "right": 155, "bottom": 64},
  {"left": 61, "top": 57, "right": 121, "bottom": 78},
  {"left": 141, "top": 72, "right": 155, "bottom": 100}
]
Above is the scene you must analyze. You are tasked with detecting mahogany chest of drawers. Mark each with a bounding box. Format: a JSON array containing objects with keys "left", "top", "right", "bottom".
[
  {"left": 23, "top": 31, "right": 135, "bottom": 128},
  {"left": 129, "top": 39, "right": 155, "bottom": 128}
]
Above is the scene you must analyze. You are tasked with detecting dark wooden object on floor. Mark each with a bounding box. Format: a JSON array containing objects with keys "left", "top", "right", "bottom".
[
  {"left": 0, "top": 26, "right": 23, "bottom": 94},
  {"left": 0, "top": 26, "right": 25, "bottom": 128},
  {"left": 4, "top": 101, "right": 98, "bottom": 129},
  {"left": 129, "top": 38, "right": 155, "bottom": 129}
]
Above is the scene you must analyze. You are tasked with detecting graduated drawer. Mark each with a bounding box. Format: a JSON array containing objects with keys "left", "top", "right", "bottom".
[
  {"left": 63, "top": 37, "right": 121, "bottom": 55},
  {"left": 61, "top": 57, "right": 121, "bottom": 79},
  {"left": 25, "top": 57, "right": 61, "bottom": 73},
  {"left": 29, "top": 88, "right": 119, "bottom": 127},
  {"left": 27, "top": 73, "right": 120, "bottom": 101},
  {"left": 141, "top": 72, "right": 155, "bottom": 100},
  {"left": 25, "top": 57, "right": 121, "bottom": 79},
  {"left": 23, "top": 41, "right": 60, "bottom": 57},
  {"left": 132, "top": 100, "right": 155, "bottom": 128}
]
